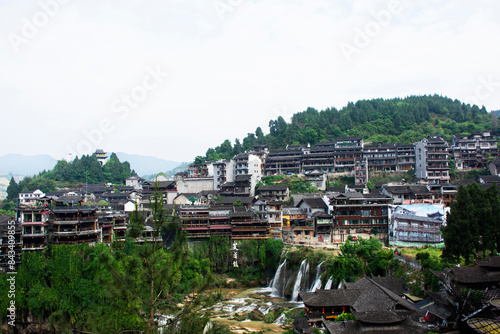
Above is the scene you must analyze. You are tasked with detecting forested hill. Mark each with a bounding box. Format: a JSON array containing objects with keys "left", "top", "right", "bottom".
[
  {"left": 202, "top": 95, "right": 498, "bottom": 162},
  {"left": 4, "top": 153, "right": 136, "bottom": 200}
]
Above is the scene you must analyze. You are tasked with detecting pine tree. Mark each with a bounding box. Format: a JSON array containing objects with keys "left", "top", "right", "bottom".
[
  {"left": 6, "top": 177, "right": 20, "bottom": 201},
  {"left": 441, "top": 184, "right": 479, "bottom": 264}
]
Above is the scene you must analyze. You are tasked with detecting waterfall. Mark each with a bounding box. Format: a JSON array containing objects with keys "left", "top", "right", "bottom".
[
  {"left": 271, "top": 259, "right": 287, "bottom": 297},
  {"left": 309, "top": 261, "right": 324, "bottom": 292},
  {"left": 273, "top": 313, "right": 287, "bottom": 325},
  {"left": 291, "top": 259, "right": 309, "bottom": 302},
  {"left": 324, "top": 276, "right": 333, "bottom": 290}
]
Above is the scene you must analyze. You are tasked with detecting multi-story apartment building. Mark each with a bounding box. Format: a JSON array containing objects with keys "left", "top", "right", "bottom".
[
  {"left": 20, "top": 205, "right": 50, "bottom": 251},
  {"left": 329, "top": 192, "right": 392, "bottom": 243},
  {"left": 233, "top": 153, "right": 262, "bottom": 195},
  {"left": 389, "top": 205, "right": 445, "bottom": 246},
  {"left": 264, "top": 147, "right": 304, "bottom": 175},
  {"left": 254, "top": 199, "right": 283, "bottom": 239},
  {"left": 51, "top": 205, "right": 101, "bottom": 245},
  {"left": 302, "top": 142, "right": 336, "bottom": 173},
  {"left": 256, "top": 185, "right": 290, "bottom": 201},
  {"left": 230, "top": 210, "right": 270, "bottom": 239},
  {"left": 212, "top": 159, "right": 234, "bottom": 191},
  {"left": 100, "top": 213, "right": 128, "bottom": 244},
  {"left": 179, "top": 206, "right": 210, "bottom": 239},
  {"left": 396, "top": 144, "right": 416, "bottom": 171},
  {"left": 354, "top": 158, "right": 368, "bottom": 185},
  {"left": 187, "top": 162, "right": 209, "bottom": 178},
  {"left": 209, "top": 206, "right": 232, "bottom": 237},
  {"left": 334, "top": 136, "right": 364, "bottom": 172},
  {"left": 19, "top": 189, "right": 45, "bottom": 206},
  {"left": 415, "top": 136, "right": 450, "bottom": 183},
  {"left": 249, "top": 145, "right": 269, "bottom": 176},
  {"left": 363, "top": 143, "right": 397, "bottom": 172},
  {"left": 451, "top": 132, "right": 498, "bottom": 170}
]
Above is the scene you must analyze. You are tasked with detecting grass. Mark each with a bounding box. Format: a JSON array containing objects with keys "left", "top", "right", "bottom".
[{"left": 397, "top": 246, "right": 443, "bottom": 260}]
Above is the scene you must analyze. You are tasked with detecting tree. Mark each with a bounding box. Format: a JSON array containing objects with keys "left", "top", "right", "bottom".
[
  {"left": 208, "top": 236, "right": 231, "bottom": 272},
  {"left": 441, "top": 184, "right": 482, "bottom": 264},
  {"left": 6, "top": 177, "right": 20, "bottom": 201},
  {"left": 194, "top": 156, "right": 205, "bottom": 165},
  {"left": 100, "top": 184, "right": 208, "bottom": 333},
  {"left": 255, "top": 127, "right": 264, "bottom": 141}
]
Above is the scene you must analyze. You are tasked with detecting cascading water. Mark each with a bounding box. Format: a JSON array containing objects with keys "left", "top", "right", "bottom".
[
  {"left": 324, "top": 276, "right": 333, "bottom": 290},
  {"left": 270, "top": 259, "right": 287, "bottom": 297},
  {"left": 309, "top": 261, "right": 324, "bottom": 292},
  {"left": 291, "top": 259, "right": 309, "bottom": 302}
]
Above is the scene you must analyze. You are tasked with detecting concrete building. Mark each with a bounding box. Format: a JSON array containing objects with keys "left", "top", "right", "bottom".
[
  {"left": 212, "top": 159, "right": 234, "bottom": 191},
  {"left": 415, "top": 136, "right": 450, "bottom": 184}
]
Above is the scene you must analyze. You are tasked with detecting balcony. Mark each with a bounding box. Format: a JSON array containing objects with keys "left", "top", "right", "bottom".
[
  {"left": 395, "top": 235, "right": 443, "bottom": 243},
  {"left": 22, "top": 232, "right": 48, "bottom": 237},
  {"left": 22, "top": 244, "right": 48, "bottom": 251}
]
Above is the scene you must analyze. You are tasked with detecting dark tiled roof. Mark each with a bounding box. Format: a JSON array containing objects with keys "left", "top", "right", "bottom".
[
  {"left": 230, "top": 211, "right": 255, "bottom": 218},
  {"left": 370, "top": 277, "right": 404, "bottom": 296},
  {"left": 299, "top": 198, "right": 328, "bottom": 209},
  {"left": 323, "top": 320, "right": 359, "bottom": 334},
  {"left": 490, "top": 158, "right": 500, "bottom": 167},
  {"left": 326, "top": 186, "right": 346, "bottom": 193},
  {"left": 330, "top": 192, "right": 365, "bottom": 199},
  {"left": 176, "top": 193, "right": 199, "bottom": 199},
  {"left": 53, "top": 195, "right": 84, "bottom": 204},
  {"left": 344, "top": 277, "right": 416, "bottom": 313},
  {"left": 352, "top": 310, "right": 406, "bottom": 324},
  {"left": 52, "top": 206, "right": 97, "bottom": 213},
  {"left": 408, "top": 185, "right": 431, "bottom": 195},
  {"left": 257, "top": 185, "right": 289, "bottom": 191},
  {"left": 324, "top": 319, "right": 427, "bottom": 333},
  {"left": 383, "top": 186, "right": 410, "bottom": 195},
  {"left": 478, "top": 175, "right": 500, "bottom": 183},
  {"left": 217, "top": 197, "right": 255, "bottom": 205},
  {"left": 315, "top": 213, "right": 333, "bottom": 219},
  {"left": 0, "top": 215, "right": 20, "bottom": 235},
  {"left": 235, "top": 174, "right": 252, "bottom": 182},
  {"left": 428, "top": 303, "right": 452, "bottom": 320},
  {"left": 300, "top": 289, "right": 363, "bottom": 307},
  {"left": 443, "top": 266, "right": 500, "bottom": 284},
  {"left": 475, "top": 256, "right": 500, "bottom": 268}
]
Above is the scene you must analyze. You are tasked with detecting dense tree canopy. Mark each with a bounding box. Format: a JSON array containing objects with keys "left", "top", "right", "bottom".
[
  {"left": 200, "top": 95, "right": 498, "bottom": 162},
  {"left": 441, "top": 183, "right": 500, "bottom": 264},
  {"left": 6, "top": 153, "right": 135, "bottom": 200}
]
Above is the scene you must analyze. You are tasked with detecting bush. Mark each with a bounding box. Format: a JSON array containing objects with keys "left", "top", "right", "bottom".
[{"left": 334, "top": 312, "right": 356, "bottom": 321}]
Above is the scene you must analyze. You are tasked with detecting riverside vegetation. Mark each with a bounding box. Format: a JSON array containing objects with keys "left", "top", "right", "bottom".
[{"left": 0, "top": 231, "right": 450, "bottom": 333}]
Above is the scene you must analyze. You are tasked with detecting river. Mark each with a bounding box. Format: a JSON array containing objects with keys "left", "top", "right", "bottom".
[{"left": 208, "top": 286, "right": 302, "bottom": 333}]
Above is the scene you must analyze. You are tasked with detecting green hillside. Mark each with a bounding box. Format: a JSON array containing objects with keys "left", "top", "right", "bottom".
[{"left": 202, "top": 95, "right": 498, "bottom": 162}]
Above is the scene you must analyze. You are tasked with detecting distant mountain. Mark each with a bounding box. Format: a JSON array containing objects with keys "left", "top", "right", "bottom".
[
  {"left": 115, "top": 152, "right": 182, "bottom": 177},
  {"left": 0, "top": 154, "right": 57, "bottom": 175}
]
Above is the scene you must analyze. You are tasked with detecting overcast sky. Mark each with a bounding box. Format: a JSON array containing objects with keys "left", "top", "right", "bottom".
[{"left": 1, "top": 0, "right": 499, "bottom": 163}]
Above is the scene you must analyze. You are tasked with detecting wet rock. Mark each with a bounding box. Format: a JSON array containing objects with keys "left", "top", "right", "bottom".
[{"left": 248, "top": 308, "right": 265, "bottom": 321}]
